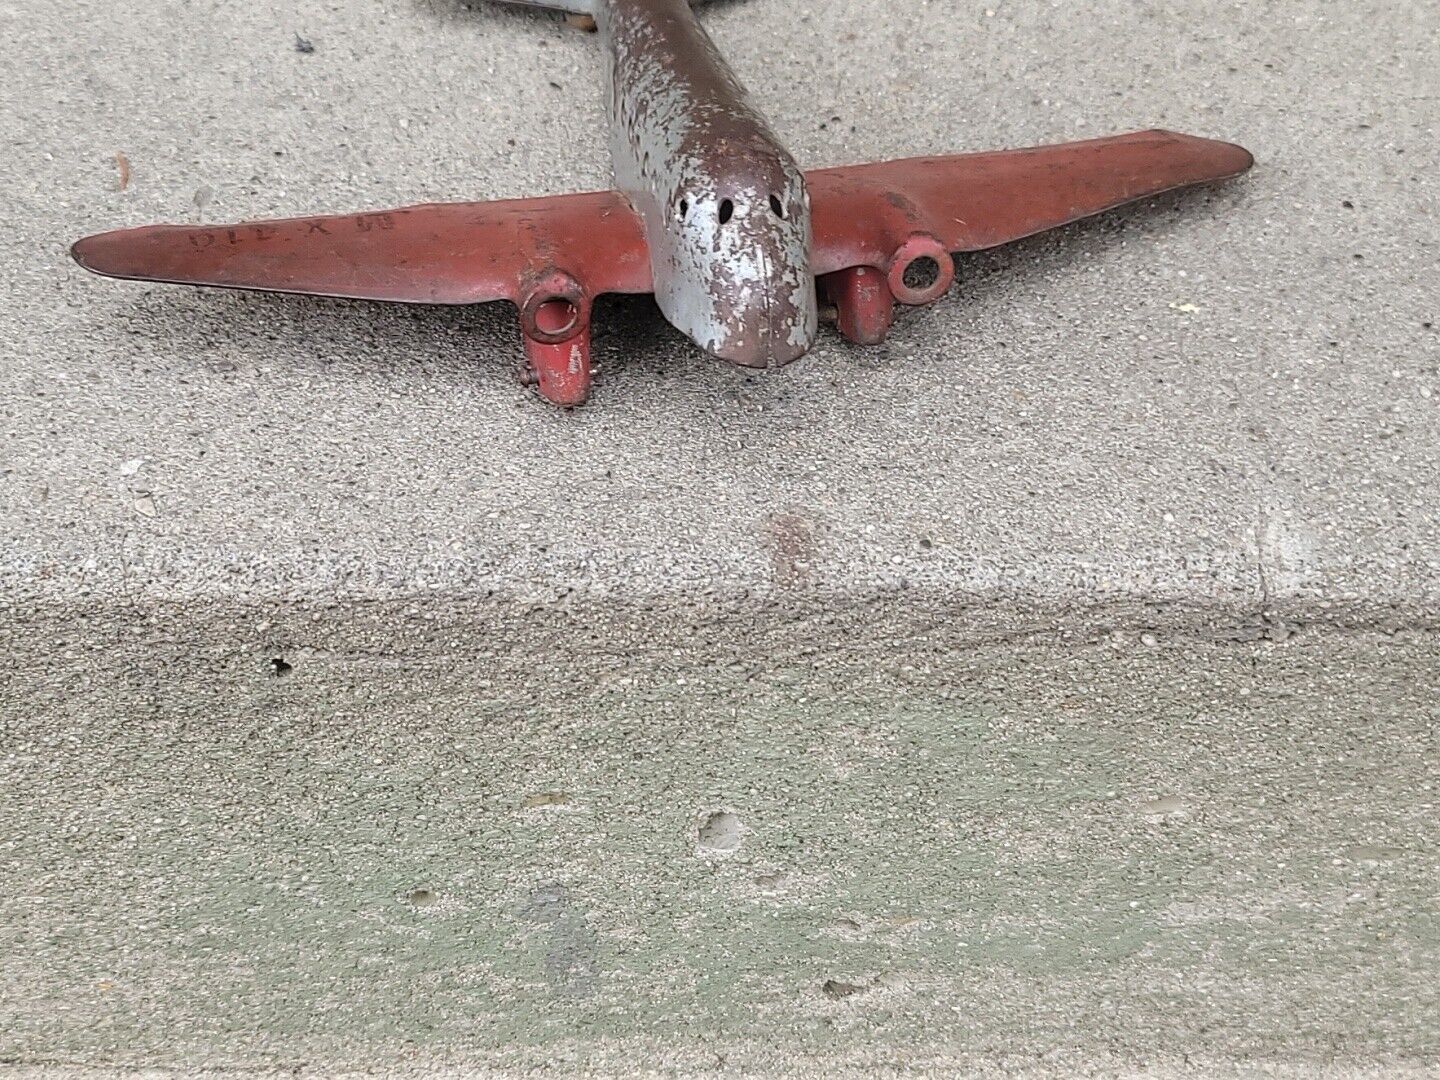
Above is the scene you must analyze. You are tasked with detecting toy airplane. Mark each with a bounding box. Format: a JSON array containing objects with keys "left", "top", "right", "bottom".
[{"left": 72, "top": 0, "right": 1253, "bottom": 406}]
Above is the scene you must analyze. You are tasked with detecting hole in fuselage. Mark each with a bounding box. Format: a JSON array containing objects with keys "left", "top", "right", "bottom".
[
  {"left": 718, "top": 198, "right": 734, "bottom": 225},
  {"left": 903, "top": 256, "right": 941, "bottom": 292},
  {"left": 534, "top": 297, "right": 580, "bottom": 337},
  {"left": 769, "top": 194, "right": 785, "bottom": 219}
]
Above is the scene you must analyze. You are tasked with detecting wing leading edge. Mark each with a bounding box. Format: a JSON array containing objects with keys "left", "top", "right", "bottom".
[
  {"left": 809, "top": 129, "right": 1254, "bottom": 277},
  {"left": 71, "top": 189, "right": 653, "bottom": 305}
]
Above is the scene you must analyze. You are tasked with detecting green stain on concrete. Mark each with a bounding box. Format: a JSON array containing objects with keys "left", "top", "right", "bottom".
[{"left": 2, "top": 630, "right": 1437, "bottom": 1070}]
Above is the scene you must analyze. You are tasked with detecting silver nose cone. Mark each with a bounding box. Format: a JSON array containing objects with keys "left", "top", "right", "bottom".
[
  {"left": 706, "top": 252, "right": 816, "bottom": 368},
  {"left": 701, "top": 200, "right": 817, "bottom": 368}
]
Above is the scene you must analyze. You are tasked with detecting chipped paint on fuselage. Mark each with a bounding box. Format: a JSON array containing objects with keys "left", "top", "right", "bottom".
[{"left": 596, "top": 0, "right": 817, "bottom": 367}]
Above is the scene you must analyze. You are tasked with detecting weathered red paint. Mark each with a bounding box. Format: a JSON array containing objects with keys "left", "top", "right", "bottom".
[
  {"left": 72, "top": 130, "right": 1253, "bottom": 406},
  {"left": 807, "top": 130, "right": 1253, "bottom": 274},
  {"left": 70, "top": 192, "right": 651, "bottom": 306},
  {"left": 825, "top": 267, "right": 894, "bottom": 346},
  {"left": 523, "top": 314, "right": 593, "bottom": 408}
]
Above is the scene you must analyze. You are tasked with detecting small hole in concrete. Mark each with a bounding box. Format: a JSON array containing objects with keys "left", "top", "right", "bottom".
[
  {"left": 903, "top": 256, "right": 941, "bottom": 292},
  {"left": 718, "top": 199, "right": 734, "bottom": 225},
  {"left": 769, "top": 194, "right": 785, "bottom": 218},
  {"left": 1342, "top": 844, "right": 1404, "bottom": 864},
  {"left": 407, "top": 888, "right": 436, "bottom": 907},
  {"left": 822, "top": 978, "right": 865, "bottom": 999},
  {"left": 524, "top": 791, "right": 572, "bottom": 808},
  {"left": 698, "top": 810, "right": 743, "bottom": 852},
  {"left": 270, "top": 657, "right": 292, "bottom": 677}
]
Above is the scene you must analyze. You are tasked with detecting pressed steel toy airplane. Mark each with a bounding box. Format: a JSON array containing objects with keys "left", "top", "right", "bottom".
[{"left": 72, "top": 0, "right": 1253, "bottom": 406}]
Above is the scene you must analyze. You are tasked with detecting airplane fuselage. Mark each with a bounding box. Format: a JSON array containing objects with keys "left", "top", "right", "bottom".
[{"left": 596, "top": 0, "right": 818, "bottom": 367}]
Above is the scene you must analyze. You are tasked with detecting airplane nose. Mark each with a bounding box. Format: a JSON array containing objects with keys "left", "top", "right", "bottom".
[
  {"left": 711, "top": 341, "right": 809, "bottom": 368},
  {"left": 708, "top": 297, "right": 811, "bottom": 368},
  {"left": 707, "top": 242, "right": 815, "bottom": 368}
]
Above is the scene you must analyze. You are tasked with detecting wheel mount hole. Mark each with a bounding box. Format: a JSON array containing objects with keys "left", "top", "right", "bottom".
[
  {"left": 903, "top": 256, "right": 941, "bottom": 293},
  {"left": 534, "top": 297, "right": 580, "bottom": 337}
]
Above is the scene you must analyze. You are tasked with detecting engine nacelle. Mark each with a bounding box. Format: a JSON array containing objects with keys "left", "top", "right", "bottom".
[{"left": 886, "top": 233, "right": 955, "bottom": 306}]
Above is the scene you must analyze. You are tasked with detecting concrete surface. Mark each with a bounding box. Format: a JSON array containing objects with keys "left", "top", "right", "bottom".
[
  {"left": 1, "top": 0, "right": 1438, "bottom": 1075},
  {"left": 4, "top": 621, "right": 1439, "bottom": 1076}
]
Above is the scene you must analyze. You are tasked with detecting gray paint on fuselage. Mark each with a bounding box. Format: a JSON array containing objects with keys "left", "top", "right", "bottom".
[{"left": 594, "top": 0, "right": 817, "bottom": 366}]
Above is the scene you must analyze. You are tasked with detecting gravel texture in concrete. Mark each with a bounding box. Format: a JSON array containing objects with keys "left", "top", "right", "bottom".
[{"left": 3, "top": 613, "right": 1438, "bottom": 1075}]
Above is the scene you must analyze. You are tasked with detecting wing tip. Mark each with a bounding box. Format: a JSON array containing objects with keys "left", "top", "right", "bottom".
[
  {"left": 1226, "top": 141, "right": 1257, "bottom": 176},
  {"left": 72, "top": 224, "right": 200, "bottom": 284},
  {"left": 70, "top": 233, "right": 103, "bottom": 274},
  {"left": 71, "top": 228, "right": 147, "bottom": 281},
  {"left": 1146, "top": 128, "right": 1256, "bottom": 178}
]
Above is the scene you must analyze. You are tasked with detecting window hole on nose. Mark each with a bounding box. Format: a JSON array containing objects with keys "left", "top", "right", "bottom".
[
  {"left": 718, "top": 198, "right": 734, "bottom": 225},
  {"left": 534, "top": 297, "right": 580, "bottom": 337},
  {"left": 769, "top": 194, "right": 785, "bottom": 219},
  {"left": 903, "top": 256, "right": 941, "bottom": 292}
]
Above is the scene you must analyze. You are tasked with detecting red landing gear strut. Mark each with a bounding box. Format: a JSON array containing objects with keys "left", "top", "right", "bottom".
[
  {"left": 824, "top": 266, "right": 896, "bottom": 345},
  {"left": 824, "top": 239, "right": 958, "bottom": 348},
  {"left": 518, "top": 282, "right": 593, "bottom": 408}
]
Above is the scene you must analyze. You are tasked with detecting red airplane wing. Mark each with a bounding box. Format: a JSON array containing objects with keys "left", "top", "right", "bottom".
[
  {"left": 70, "top": 129, "right": 1250, "bottom": 407},
  {"left": 809, "top": 129, "right": 1254, "bottom": 277},
  {"left": 72, "top": 130, "right": 1247, "bottom": 307},
  {"left": 70, "top": 190, "right": 653, "bottom": 305}
]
